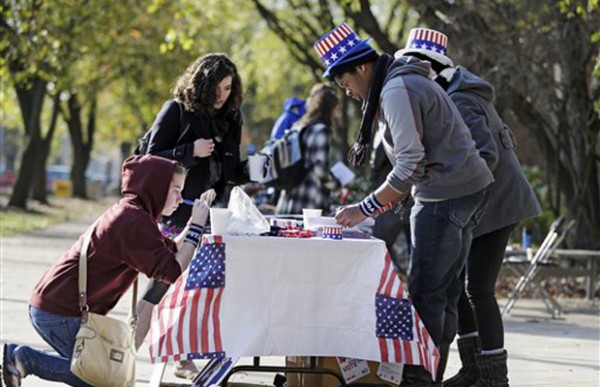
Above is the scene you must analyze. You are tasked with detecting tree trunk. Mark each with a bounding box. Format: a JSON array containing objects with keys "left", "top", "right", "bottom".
[
  {"left": 65, "top": 93, "right": 97, "bottom": 199},
  {"left": 400, "top": 0, "right": 600, "bottom": 249},
  {"left": 8, "top": 76, "right": 47, "bottom": 208},
  {"left": 555, "top": 10, "right": 600, "bottom": 249},
  {"left": 31, "top": 94, "right": 61, "bottom": 203}
]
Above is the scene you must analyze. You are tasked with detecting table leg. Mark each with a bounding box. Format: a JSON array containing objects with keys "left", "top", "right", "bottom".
[
  {"left": 587, "top": 256, "right": 597, "bottom": 301},
  {"left": 148, "top": 362, "right": 167, "bottom": 387}
]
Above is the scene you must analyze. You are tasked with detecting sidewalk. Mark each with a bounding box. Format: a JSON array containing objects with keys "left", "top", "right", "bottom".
[{"left": 1, "top": 217, "right": 598, "bottom": 386}]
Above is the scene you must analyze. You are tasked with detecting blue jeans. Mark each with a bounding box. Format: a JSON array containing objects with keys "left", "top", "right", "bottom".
[
  {"left": 408, "top": 187, "right": 490, "bottom": 347},
  {"left": 13, "top": 306, "right": 92, "bottom": 386}
]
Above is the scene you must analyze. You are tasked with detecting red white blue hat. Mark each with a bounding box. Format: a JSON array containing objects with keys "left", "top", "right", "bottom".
[
  {"left": 314, "top": 23, "right": 376, "bottom": 79},
  {"left": 394, "top": 28, "right": 454, "bottom": 67}
]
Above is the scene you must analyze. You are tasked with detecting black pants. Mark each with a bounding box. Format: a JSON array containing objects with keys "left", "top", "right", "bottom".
[
  {"left": 457, "top": 224, "right": 515, "bottom": 350},
  {"left": 143, "top": 279, "right": 170, "bottom": 304}
]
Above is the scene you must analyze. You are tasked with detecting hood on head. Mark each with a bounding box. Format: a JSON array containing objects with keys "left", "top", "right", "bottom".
[
  {"left": 385, "top": 56, "right": 432, "bottom": 82},
  {"left": 283, "top": 97, "right": 305, "bottom": 110},
  {"left": 121, "top": 155, "right": 178, "bottom": 220},
  {"left": 446, "top": 66, "right": 495, "bottom": 102}
]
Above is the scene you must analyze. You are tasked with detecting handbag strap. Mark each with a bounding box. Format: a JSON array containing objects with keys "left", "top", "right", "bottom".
[{"left": 77, "top": 222, "right": 138, "bottom": 320}]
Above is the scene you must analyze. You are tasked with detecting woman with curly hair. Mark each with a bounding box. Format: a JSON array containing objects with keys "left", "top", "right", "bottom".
[
  {"left": 147, "top": 52, "right": 247, "bottom": 226},
  {"left": 135, "top": 53, "right": 249, "bottom": 379}
]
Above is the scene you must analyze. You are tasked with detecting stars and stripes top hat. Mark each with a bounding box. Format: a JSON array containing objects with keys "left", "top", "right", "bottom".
[
  {"left": 314, "top": 22, "right": 377, "bottom": 79},
  {"left": 394, "top": 28, "right": 454, "bottom": 67}
]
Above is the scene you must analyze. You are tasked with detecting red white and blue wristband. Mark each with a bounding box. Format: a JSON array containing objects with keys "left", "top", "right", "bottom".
[{"left": 359, "top": 193, "right": 383, "bottom": 217}]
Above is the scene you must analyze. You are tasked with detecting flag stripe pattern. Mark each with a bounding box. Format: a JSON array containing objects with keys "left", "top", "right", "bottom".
[
  {"left": 406, "top": 28, "right": 448, "bottom": 55},
  {"left": 313, "top": 22, "right": 361, "bottom": 67},
  {"left": 375, "top": 252, "right": 440, "bottom": 378},
  {"left": 150, "top": 235, "right": 226, "bottom": 363}
]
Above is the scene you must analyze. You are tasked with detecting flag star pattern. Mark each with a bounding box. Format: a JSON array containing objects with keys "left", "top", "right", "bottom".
[
  {"left": 375, "top": 253, "right": 440, "bottom": 378},
  {"left": 185, "top": 240, "right": 226, "bottom": 289},
  {"left": 375, "top": 295, "right": 414, "bottom": 340},
  {"left": 149, "top": 236, "right": 439, "bottom": 381},
  {"left": 150, "top": 235, "right": 226, "bottom": 363},
  {"left": 313, "top": 23, "right": 362, "bottom": 67}
]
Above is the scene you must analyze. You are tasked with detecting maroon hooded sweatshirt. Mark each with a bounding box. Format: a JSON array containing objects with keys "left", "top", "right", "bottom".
[{"left": 30, "top": 155, "right": 183, "bottom": 317}]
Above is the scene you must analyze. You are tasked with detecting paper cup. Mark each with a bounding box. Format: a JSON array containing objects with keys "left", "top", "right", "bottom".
[
  {"left": 303, "top": 208, "right": 322, "bottom": 230},
  {"left": 248, "top": 154, "right": 267, "bottom": 182},
  {"left": 210, "top": 208, "right": 232, "bottom": 235}
]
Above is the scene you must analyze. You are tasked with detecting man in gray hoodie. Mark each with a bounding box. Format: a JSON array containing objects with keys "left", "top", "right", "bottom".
[
  {"left": 314, "top": 23, "right": 494, "bottom": 386},
  {"left": 396, "top": 28, "right": 542, "bottom": 387}
]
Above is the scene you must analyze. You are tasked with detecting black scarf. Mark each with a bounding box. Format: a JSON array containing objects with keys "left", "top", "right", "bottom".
[
  {"left": 193, "top": 113, "right": 230, "bottom": 187},
  {"left": 348, "top": 53, "right": 395, "bottom": 168}
]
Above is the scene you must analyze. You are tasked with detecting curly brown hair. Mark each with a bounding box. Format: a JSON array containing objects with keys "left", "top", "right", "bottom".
[{"left": 171, "top": 53, "right": 243, "bottom": 117}]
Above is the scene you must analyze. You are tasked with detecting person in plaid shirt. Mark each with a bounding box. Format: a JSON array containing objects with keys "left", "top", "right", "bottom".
[{"left": 276, "top": 83, "right": 339, "bottom": 214}]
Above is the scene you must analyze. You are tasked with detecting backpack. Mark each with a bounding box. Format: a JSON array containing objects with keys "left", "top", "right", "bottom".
[
  {"left": 261, "top": 124, "right": 312, "bottom": 191},
  {"left": 134, "top": 101, "right": 186, "bottom": 155}
]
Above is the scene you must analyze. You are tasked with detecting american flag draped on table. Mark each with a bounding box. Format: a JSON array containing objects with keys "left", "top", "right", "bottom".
[
  {"left": 150, "top": 235, "right": 225, "bottom": 363},
  {"left": 375, "top": 253, "right": 439, "bottom": 377},
  {"left": 149, "top": 235, "right": 439, "bottom": 379}
]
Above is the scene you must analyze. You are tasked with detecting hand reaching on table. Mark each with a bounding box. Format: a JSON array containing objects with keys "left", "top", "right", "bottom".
[{"left": 335, "top": 204, "right": 366, "bottom": 228}]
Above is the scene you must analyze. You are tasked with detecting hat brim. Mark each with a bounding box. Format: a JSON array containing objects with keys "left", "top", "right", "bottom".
[
  {"left": 394, "top": 48, "right": 454, "bottom": 67},
  {"left": 323, "top": 38, "right": 375, "bottom": 79}
]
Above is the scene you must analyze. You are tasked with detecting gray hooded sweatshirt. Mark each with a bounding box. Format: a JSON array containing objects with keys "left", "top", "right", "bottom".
[
  {"left": 447, "top": 66, "right": 541, "bottom": 236},
  {"left": 378, "top": 57, "right": 494, "bottom": 200}
]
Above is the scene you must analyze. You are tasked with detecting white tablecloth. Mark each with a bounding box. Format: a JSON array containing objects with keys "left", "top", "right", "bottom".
[{"left": 149, "top": 235, "right": 438, "bottom": 376}]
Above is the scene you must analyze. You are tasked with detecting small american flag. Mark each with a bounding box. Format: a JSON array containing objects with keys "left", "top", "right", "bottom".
[
  {"left": 376, "top": 253, "right": 439, "bottom": 377},
  {"left": 150, "top": 235, "right": 226, "bottom": 363}
]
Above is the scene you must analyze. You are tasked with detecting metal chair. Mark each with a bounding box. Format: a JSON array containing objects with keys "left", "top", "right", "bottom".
[{"left": 502, "top": 217, "right": 576, "bottom": 318}]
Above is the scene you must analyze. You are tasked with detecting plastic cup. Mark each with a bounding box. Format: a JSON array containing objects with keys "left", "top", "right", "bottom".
[
  {"left": 303, "top": 208, "right": 322, "bottom": 230},
  {"left": 248, "top": 154, "right": 267, "bottom": 182},
  {"left": 210, "top": 208, "right": 233, "bottom": 235}
]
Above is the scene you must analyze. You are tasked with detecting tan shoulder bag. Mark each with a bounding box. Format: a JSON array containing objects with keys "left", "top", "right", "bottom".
[{"left": 70, "top": 224, "right": 138, "bottom": 387}]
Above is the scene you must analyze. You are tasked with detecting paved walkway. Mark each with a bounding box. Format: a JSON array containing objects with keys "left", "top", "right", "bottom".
[{"left": 1, "top": 216, "right": 598, "bottom": 386}]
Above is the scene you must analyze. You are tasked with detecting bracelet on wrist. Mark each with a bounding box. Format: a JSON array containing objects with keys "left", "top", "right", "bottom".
[
  {"left": 184, "top": 224, "right": 204, "bottom": 248},
  {"left": 376, "top": 202, "right": 395, "bottom": 216},
  {"left": 358, "top": 193, "right": 383, "bottom": 217}
]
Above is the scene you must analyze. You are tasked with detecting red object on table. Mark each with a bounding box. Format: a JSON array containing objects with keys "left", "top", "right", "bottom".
[{"left": 279, "top": 228, "right": 313, "bottom": 238}]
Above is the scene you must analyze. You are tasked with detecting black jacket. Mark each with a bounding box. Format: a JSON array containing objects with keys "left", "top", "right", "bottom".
[{"left": 147, "top": 99, "right": 248, "bottom": 227}]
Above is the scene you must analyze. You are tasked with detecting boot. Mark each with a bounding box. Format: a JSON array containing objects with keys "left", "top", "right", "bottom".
[
  {"left": 470, "top": 350, "right": 509, "bottom": 387},
  {"left": 443, "top": 336, "right": 481, "bottom": 387},
  {"left": 432, "top": 343, "right": 450, "bottom": 387},
  {"left": 400, "top": 364, "right": 433, "bottom": 386}
]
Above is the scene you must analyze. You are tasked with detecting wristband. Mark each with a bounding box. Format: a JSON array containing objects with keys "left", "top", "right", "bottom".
[
  {"left": 184, "top": 223, "right": 204, "bottom": 248},
  {"left": 358, "top": 193, "right": 383, "bottom": 217}
]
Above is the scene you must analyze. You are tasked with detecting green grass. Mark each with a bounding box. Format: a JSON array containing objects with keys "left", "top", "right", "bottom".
[{"left": 0, "top": 196, "right": 116, "bottom": 237}]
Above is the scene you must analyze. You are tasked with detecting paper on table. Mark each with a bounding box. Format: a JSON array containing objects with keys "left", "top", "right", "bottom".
[
  {"left": 330, "top": 161, "right": 355, "bottom": 186},
  {"left": 307, "top": 216, "right": 374, "bottom": 231}
]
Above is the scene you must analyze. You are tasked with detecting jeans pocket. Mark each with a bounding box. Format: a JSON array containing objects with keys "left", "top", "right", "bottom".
[
  {"left": 449, "top": 188, "right": 489, "bottom": 228},
  {"left": 449, "top": 198, "right": 474, "bottom": 228}
]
